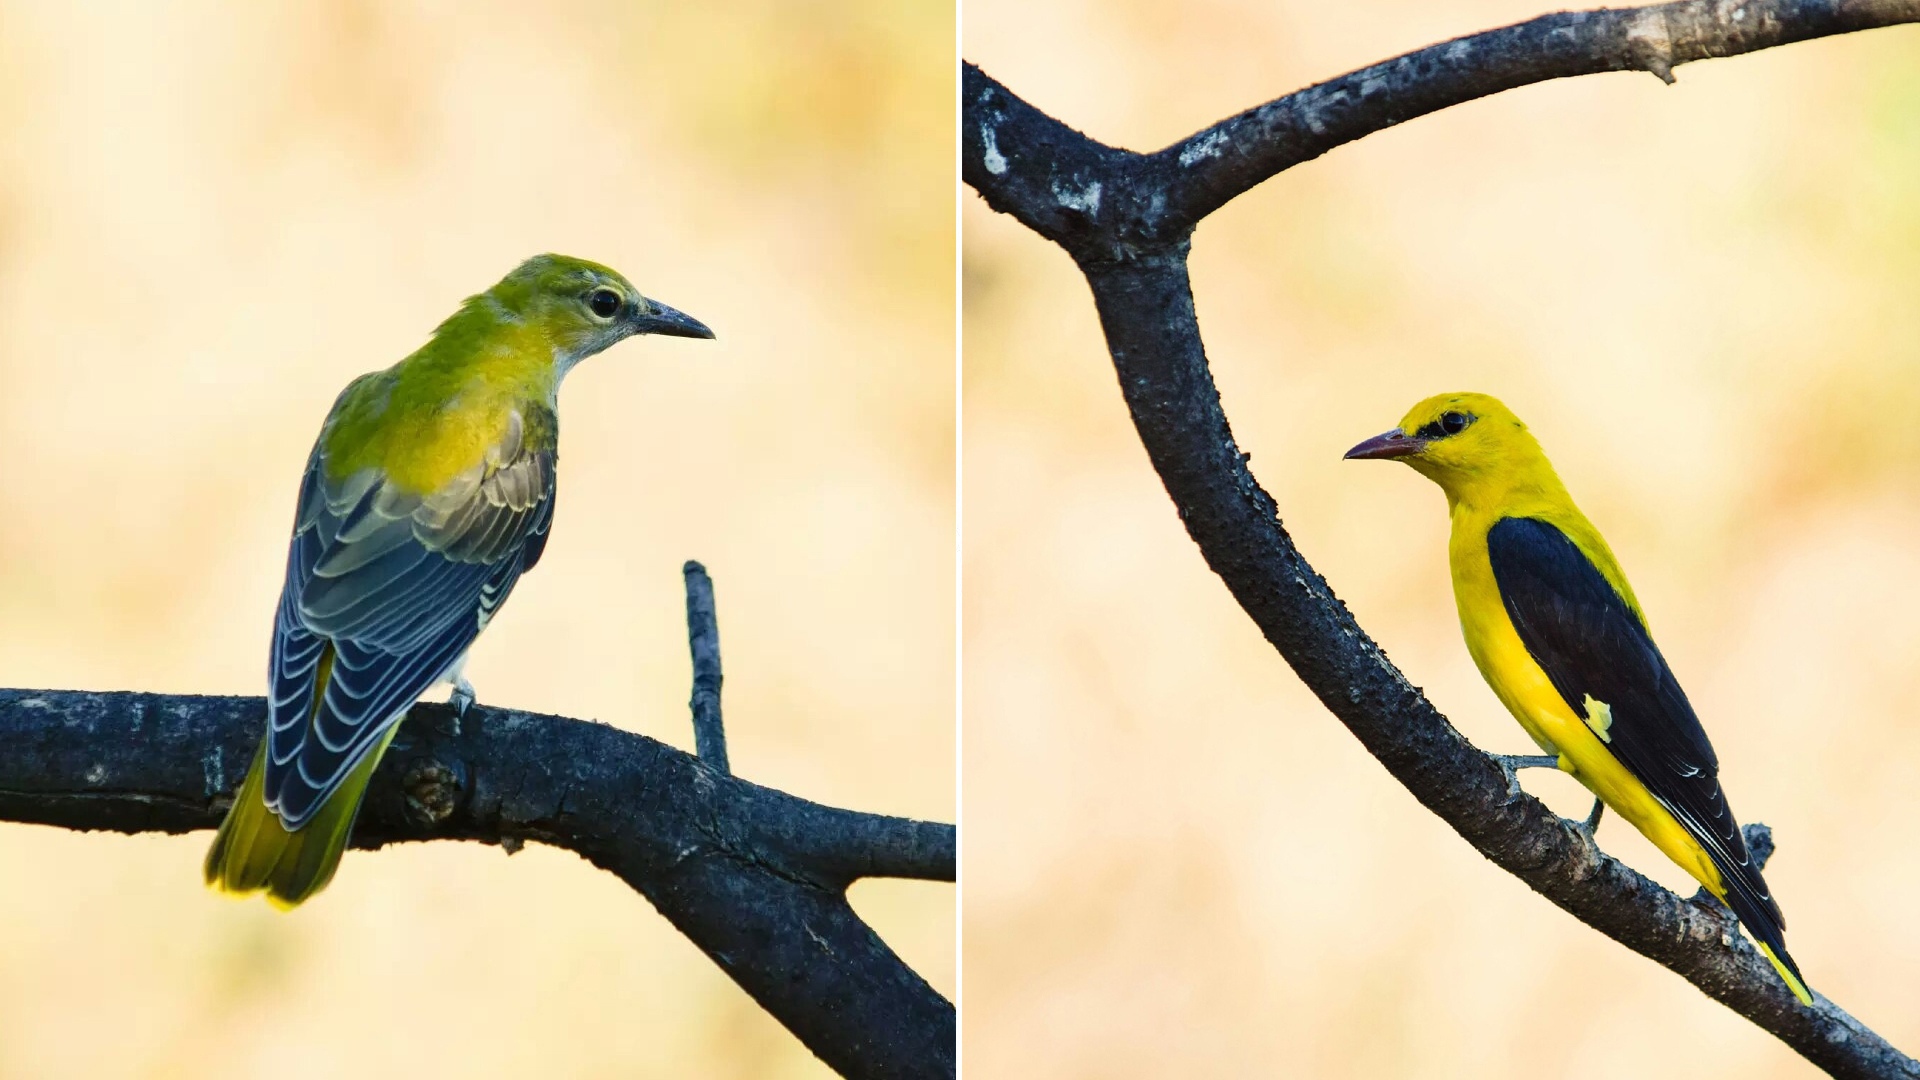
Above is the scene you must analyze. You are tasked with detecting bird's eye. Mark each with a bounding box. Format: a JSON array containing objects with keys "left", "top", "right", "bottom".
[
  {"left": 1440, "top": 411, "right": 1470, "bottom": 436},
  {"left": 587, "top": 288, "right": 623, "bottom": 319}
]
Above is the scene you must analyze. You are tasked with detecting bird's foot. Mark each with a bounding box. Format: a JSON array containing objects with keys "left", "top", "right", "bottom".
[
  {"left": 446, "top": 676, "right": 477, "bottom": 735},
  {"left": 1581, "top": 797, "right": 1605, "bottom": 834},
  {"left": 1493, "top": 754, "right": 1562, "bottom": 771},
  {"left": 1490, "top": 753, "right": 1563, "bottom": 800}
]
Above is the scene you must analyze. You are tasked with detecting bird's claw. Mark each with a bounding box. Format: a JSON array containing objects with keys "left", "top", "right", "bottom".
[
  {"left": 1490, "top": 753, "right": 1558, "bottom": 799},
  {"left": 446, "top": 676, "right": 477, "bottom": 736}
]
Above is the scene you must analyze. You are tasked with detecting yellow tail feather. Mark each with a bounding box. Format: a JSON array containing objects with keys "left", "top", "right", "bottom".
[
  {"left": 1700, "top": 880, "right": 1814, "bottom": 1008},
  {"left": 203, "top": 726, "right": 399, "bottom": 910},
  {"left": 1759, "top": 942, "right": 1815, "bottom": 1007}
]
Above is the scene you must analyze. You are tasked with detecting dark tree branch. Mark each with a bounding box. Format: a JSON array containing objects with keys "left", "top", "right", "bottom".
[
  {"left": 0, "top": 573, "right": 953, "bottom": 1080},
  {"left": 684, "top": 559, "right": 730, "bottom": 773},
  {"left": 966, "top": 4, "right": 1920, "bottom": 1078},
  {"left": 967, "top": 0, "right": 1920, "bottom": 261}
]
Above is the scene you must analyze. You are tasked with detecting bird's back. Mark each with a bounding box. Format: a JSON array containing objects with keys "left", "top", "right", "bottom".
[{"left": 320, "top": 328, "right": 559, "bottom": 500}]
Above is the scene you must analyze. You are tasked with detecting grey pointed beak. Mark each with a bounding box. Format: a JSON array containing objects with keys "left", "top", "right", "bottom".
[
  {"left": 630, "top": 298, "right": 715, "bottom": 340},
  {"left": 1344, "top": 428, "right": 1424, "bottom": 460}
]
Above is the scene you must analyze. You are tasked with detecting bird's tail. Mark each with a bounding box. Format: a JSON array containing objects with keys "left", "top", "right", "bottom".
[
  {"left": 203, "top": 726, "right": 398, "bottom": 910},
  {"left": 1709, "top": 857, "right": 1813, "bottom": 1007},
  {"left": 1756, "top": 942, "right": 1813, "bottom": 1007}
]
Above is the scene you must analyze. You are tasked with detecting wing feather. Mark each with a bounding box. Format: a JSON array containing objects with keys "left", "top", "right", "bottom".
[
  {"left": 1486, "top": 517, "right": 1785, "bottom": 942},
  {"left": 263, "top": 401, "right": 555, "bottom": 828}
]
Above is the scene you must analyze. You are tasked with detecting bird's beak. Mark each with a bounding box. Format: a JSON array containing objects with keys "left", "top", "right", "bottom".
[
  {"left": 1343, "top": 428, "right": 1424, "bottom": 460},
  {"left": 629, "top": 299, "right": 715, "bottom": 340}
]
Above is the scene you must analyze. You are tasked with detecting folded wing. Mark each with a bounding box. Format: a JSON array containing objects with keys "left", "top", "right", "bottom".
[
  {"left": 264, "top": 405, "right": 555, "bottom": 828},
  {"left": 1485, "top": 516, "right": 1788, "bottom": 953}
]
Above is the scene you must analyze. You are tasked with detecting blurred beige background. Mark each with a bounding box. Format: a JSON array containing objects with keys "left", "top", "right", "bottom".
[
  {"left": 0, "top": 3, "right": 952, "bottom": 1077},
  {"left": 966, "top": 3, "right": 1920, "bottom": 1076}
]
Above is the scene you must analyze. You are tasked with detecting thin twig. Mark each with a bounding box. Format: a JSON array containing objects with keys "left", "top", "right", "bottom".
[{"left": 684, "top": 560, "right": 729, "bottom": 773}]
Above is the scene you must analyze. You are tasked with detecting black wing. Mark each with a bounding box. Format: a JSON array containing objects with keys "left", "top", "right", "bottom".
[{"left": 1486, "top": 517, "right": 1790, "bottom": 949}]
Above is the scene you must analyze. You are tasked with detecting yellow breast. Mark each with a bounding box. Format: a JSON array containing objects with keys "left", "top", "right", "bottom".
[{"left": 1449, "top": 521, "right": 1585, "bottom": 758}]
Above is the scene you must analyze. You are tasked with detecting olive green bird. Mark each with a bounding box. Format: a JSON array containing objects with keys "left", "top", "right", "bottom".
[{"left": 205, "top": 253, "right": 713, "bottom": 908}]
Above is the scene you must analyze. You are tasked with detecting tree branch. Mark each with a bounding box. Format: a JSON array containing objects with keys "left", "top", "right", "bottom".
[
  {"left": 966, "top": 4, "right": 1920, "bottom": 1077},
  {"left": 684, "top": 559, "right": 730, "bottom": 773},
  {"left": 0, "top": 575, "right": 953, "bottom": 1080},
  {"left": 967, "top": 0, "right": 1920, "bottom": 260}
]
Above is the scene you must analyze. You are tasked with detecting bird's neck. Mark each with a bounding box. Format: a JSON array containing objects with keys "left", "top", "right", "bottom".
[
  {"left": 1438, "top": 454, "right": 1574, "bottom": 525},
  {"left": 413, "top": 299, "right": 563, "bottom": 405}
]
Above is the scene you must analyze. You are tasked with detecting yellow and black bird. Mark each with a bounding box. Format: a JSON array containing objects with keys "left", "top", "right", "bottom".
[{"left": 1346, "top": 392, "right": 1811, "bottom": 1005}]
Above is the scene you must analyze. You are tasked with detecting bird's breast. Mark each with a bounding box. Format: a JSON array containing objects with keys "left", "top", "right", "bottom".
[{"left": 1449, "top": 521, "right": 1582, "bottom": 756}]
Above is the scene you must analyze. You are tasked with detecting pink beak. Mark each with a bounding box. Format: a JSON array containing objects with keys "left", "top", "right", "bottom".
[{"left": 1343, "top": 429, "right": 1424, "bottom": 460}]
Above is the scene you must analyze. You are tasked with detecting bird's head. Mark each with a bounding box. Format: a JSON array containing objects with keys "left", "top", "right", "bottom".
[
  {"left": 485, "top": 253, "right": 714, "bottom": 374},
  {"left": 1344, "top": 392, "right": 1544, "bottom": 497}
]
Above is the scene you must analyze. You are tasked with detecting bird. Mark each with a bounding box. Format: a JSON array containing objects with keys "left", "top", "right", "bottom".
[
  {"left": 1345, "top": 392, "right": 1812, "bottom": 1006},
  {"left": 204, "top": 253, "right": 714, "bottom": 908}
]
